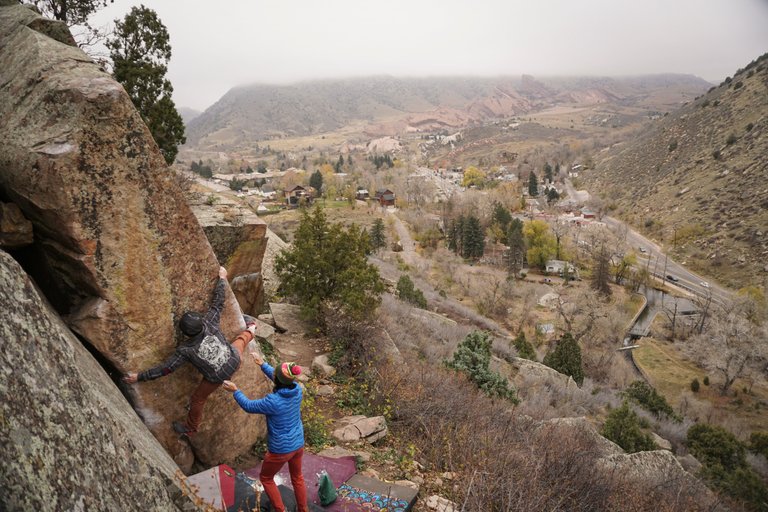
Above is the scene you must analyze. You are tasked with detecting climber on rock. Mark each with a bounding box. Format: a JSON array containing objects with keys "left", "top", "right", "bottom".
[
  {"left": 223, "top": 359, "right": 308, "bottom": 512},
  {"left": 123, "top": 266, "right": 256, "bottom": 437}
]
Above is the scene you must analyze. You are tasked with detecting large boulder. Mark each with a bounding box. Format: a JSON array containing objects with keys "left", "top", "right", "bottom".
[
  {"left": 0, "top": 250, "right": 196, "bottom": 510},
  {"left": 191, "top": 193, "right": 267, "bottom": 316},
  {"left": 0, "top": 201, "right": 33, "bottom": 249},
  {"left": 0, "top": 5, "right": 269, "bottom": 467}
]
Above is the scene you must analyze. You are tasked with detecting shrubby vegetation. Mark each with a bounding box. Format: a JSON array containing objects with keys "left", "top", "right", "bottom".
[
  {"left": 622, "top": 381, "right": 680, "bottom": 421},
  {"left": 275, "top": 205, "right": 384, "bottom": 325},
  {"left": 601, "top": 401, "right": 656, "bottom": 453},
  {"left": 396, "top": 275, "right": 427, "bottom": 309},
  {"left": 543, "top": 332, "right": 584, "bottom": 385},
  {"left": 445, "top": 331, "right": 519, "bottom": 403},
  {"left": 687, "top": 424, "right": 768, "bottom": 509}
]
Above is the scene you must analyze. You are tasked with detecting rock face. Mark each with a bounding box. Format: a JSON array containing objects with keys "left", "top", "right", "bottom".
[
  {"left": 0, "top": 5, "right": 268, "bottom": 467},
  {"left": 332, "top": 415, "right": 388, "bottom": 444},
  {"left": 0, "top": 201, "right": 33, "bottom": 249},
  {"left": 0, "top": 251, "right": 194, "bottom": 511},
  {"left": 191, "top": 194, "right": 267, "bottom": 316}
]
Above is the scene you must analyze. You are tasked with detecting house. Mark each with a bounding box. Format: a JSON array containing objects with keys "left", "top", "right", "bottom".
[
  {"left": 355, "top": 188, "right": 370, "bottom": 200},
  {"left": 581, "top": 208, "right": 596, "bottom": 219},
  {"left": 375, "top": 188, "right": 396, "bottom": 207},
  {"left": 284, "top": 185, "right": 312, "bottom": 207},
  {"left": 545, "top": 259, "right": 578, "bottom": 278},
  {"left": 536, "top": 323, "right": 555, "bottom": 336}
]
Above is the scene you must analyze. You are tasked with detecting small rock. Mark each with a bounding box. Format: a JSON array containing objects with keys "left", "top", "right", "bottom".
[
  {"left": 432, "top": 477, "right": 443, "bottom": 486},
  {"left": 425, "top": 495, "right": 458, "bottom": 512},
  {"left": 651, "top": 432, "right": 672, "bottom": 451},
  {"left": 361, "top": 468, "right": 380, "bottom": 479},
  {"left": 411, "top": 474, "right": 424, "bottom": 485},
  {"left": 440, "top": 471, "right": 456, "bottom": 480},
  {"left": 394, "top": 480, "right": 420, "bottom": 491},
  {"left": 279, "top": 348, "right": 299, "bottom": 358},
  {"left": 257, "top": 313, "right": 274, "bottom": 325},
  {"left": 312, "top": 354, "right": 336, "bottom": 378},
  {"left": 315, "top": 384, "right": 334, "bottom": 396}
]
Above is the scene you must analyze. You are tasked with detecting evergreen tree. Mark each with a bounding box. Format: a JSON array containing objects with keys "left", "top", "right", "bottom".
[
  {"left": 369, "top": 218, "right": 387, "bottom": 251},
  {"left": 528, "top": 171, "right": 539, "bottom": 196},
  {"left": 309, "top": 169, "right": 324, "bottom": 192},
  {"left": 275, "top": 205, "right": 384, "bottom": 324},
  {"left": 623, "top": 381, "right": 679, "bottom": 421},
  {"left": 491, "top": 201, "right": 512, "bottom": 243},
  {"left": 591, "top": 246, "right": 612, "bottom": 296},
  {"left": 108, "top": 6, "right": 185, "bottom": 164},
  {"left": 513, "top": 331, "right": 536, "bottom": 360},
  {"left": 396, "top": 275, "right": 427, "bottom": 309},
  {"left": 462, "top": 215, "right": 485, "bottom": 260},
  {"left": 347, "top": 155, "right": 353, "bottom": 168},
  {"left": 544, "top": 162, "right": 553, "bottom": 182},
  {"left": 506, "top": 218, "right": 525, "bottom": 278},
  {"left": 543, "top": 332, "right": 584, "bottom": 385},
  {"left": 448, "top": 216, "right": 466, "bottom": 255},
  {"left": 546, "top": 188, "right": 560, "bottom": 204},
  {"left": 601, "top": 401, "right": 657, "bottom": 453},
  {"left": 446, "top": 331, "right": 519, "bottom": 403}
]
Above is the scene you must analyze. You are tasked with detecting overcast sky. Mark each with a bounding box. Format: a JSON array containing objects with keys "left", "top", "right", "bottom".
[{"left": 89, "top": 0, "right": 768, "bottom": 111}]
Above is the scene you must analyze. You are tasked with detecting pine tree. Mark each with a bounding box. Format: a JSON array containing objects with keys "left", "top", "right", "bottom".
[
  {"left": 543, "top": 332, "right": 584, "bottom": 385},
  {"left": 275, "top": 205, "right": 384, "bottom": 324},
  {"left": 591, "top": 246, "right": 612, "bottom": 296},
  {"left": 396, "top": 275, "right": 427, "bottom": 309},
  {"left": 462, "top": 215, "right": 485, "bottom": 260},
  {"left": 513, "top": 331, "right": 536, "bottom": 360},
  {"left": 528, "top": 171, "right": 539, "bottom": 196},
  {"left": 446, "top": 331, "right": 519, "bottom": 402},
  {"left": 369, "top": 218, "right": 386, "bottom": 251},
  {"left": 108, "top": 6, "right": 185, "bottom": 164},
  {"left": 506, "top": 218, "right": 525, "bottom": 278},
  {"left": 309, "top": 170, "right": 324, "bottom": 192},
  {"left": 544, "top": 162, "right": 553, "bottom": 182}
]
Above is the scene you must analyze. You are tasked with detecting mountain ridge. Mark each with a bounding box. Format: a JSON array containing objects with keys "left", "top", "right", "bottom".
[{"left": 185, "top": 74, "right": 711, "bottom": 150}]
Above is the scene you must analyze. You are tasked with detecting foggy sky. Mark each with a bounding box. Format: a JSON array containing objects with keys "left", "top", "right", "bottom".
[{"left": 88, "top": 0, "right": 768, "bottom": 111}]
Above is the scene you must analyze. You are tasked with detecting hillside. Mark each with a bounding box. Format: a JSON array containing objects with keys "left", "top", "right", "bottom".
[
  {"left": 185, "top": 74, "right": 711, "bottom": 151},
  {"left": 584, "top": 54, "right": 768, "bottom": 290}
]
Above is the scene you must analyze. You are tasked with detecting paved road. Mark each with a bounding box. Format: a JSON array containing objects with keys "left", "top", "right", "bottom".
[{"left": 565, "top": 180, "right": 730, "bottom": 305}]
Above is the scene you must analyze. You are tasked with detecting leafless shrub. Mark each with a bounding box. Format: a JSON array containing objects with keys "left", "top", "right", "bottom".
[{"left": 368, "top": 358, "right": 715, "bottom": 511}]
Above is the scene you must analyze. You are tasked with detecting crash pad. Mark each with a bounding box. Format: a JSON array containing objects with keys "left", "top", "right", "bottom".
[{"left": 186, "top": 464, "right": 260, "bottom": 512}]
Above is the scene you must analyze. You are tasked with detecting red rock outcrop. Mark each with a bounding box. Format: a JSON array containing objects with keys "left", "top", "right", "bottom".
[{"left": 0, "top": 4, "right": 268, "bottom": 469}]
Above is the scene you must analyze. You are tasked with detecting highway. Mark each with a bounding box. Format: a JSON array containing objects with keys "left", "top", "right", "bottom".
[{"left": 564, "top": 179, "right": 730, "bottom": 305}]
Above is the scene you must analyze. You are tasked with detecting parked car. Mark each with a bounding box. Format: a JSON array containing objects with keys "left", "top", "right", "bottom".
[
  {"left": 639, "top": 247, "right": 647, "bottom": 253},
  {"left": 666, "top": 274, "right": 679, "bottom": 282},
  {"left": 700, "top": 281, "right": 710, "bottom": 288}
]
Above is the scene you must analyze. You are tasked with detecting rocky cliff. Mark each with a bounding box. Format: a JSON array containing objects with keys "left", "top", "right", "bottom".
[
  {"left": 0, "top": 250, "right": 197, "bottom": 511},
  {"left": 0, "top": 3, "right": 269, "bottom": 473}
]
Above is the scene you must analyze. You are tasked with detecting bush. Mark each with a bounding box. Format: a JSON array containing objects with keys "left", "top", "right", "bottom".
[
  {"left": 703, "top": 375, "right": 710, "bottom": 386},
  {"left": 446, "top": 331, "right": 519, "bottom": 403},
  {"left": 734, "top": 81, "right": 743, "bottom": 89},
  {"left": 749, "top": 431, "right": 768, "bottom": 459},
  {"left": 726, "top": 133, "right": 738, "bottom": 145},
  {"left": 543, "top": 332, "right": 584, "bottom": 385},
  {"left": 712, "top": 149, "right": 721, "bottom": 161},
  {"left": 513, "top": 331, "right": 537, "bottom": 361},
  {"left": 687, "top": 424, "right": 746, "bottom": 471},
  {"left": 396, "top": 274, "right": 428, "bottom": 309},
  {"left": 691, "top": 378, "right": 700, "bottom": 392},
  {"left": 668, "top": 140, "right": 678, "bottom": 152},
  {"left": 623, "top": 381, "right": 680, "bottom": 421},
  {"left": 601, "top": 401, "right": 657, "bottom": 453},
  {"left": 688, "top": 424, "right": 768, "bottom": 510},
  {"left": 746, "top": 122, "right": 754, "bottom": 132}
]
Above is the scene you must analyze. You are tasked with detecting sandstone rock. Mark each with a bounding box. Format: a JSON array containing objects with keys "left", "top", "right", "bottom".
[
  {"left": 316, "top": 384, "right": 335, "bottom": 396},
  {"left": 425, "top": 495, "right": 458, "bottom": 512},
  {"left": 332, "top": 415, "right": 388, "bottom": 444},
  {"left": 269, "top": 302, "right": 312, "bottom": 334},
  {"left": 251, "top": 317, "right": 275, "bottom": 341},
  {"left": 601, "top": 450, "right": 712, "bottom": 497},
  {"left": 0, "top": 201, "right": 33, "bottom": 248},
  {"left": 261, "top": 228, "right": 290, "bottom": 298},
  {"left": 0, "top": 5, "right": 269, "bottom": 467},
  {"left": 394, "top": 479, "right": 420, "bottom": 491},
  {"left": 191, "top": 194, "right": 267, "bottom": 316},
  {"left": 497, "top": 357, "right": 577, "bottom": 395},
  {"left": 650, "top": 432, "right": 673, "bottom": 451},
  {"left": 257, "top": 313, "right": 275, "bottom": 325},
  {"left": 676, "top": 453, "right": 703, "bottom": 474},
  {"left": 312, "top": 354, "right": 337, "bottom": 378},
  {"left": 317, "top": 446, "right": 371, "bottom": 462},
  {"left": 536, "top": 417, "right": 623, "bottom": 458},
  {"left": 0, "top": 250, "right": 195, "bottom": 510}
]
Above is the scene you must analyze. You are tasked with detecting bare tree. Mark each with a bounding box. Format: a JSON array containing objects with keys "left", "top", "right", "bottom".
[{"left": 686, "top": 301, "right": 768, "bottom": 395}]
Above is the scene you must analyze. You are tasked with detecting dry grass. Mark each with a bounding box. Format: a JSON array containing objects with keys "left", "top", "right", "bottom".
[{"left": 634, "top": 337, "right": 768, "bottom": 435}]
